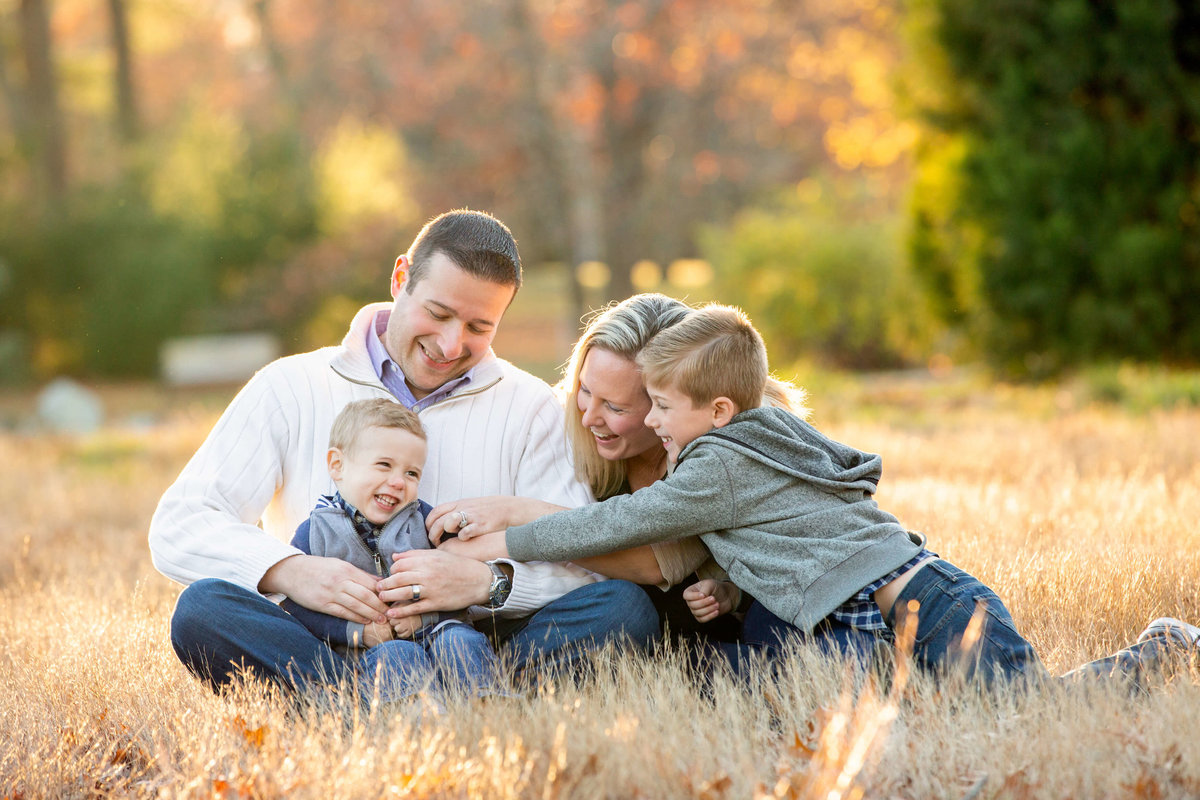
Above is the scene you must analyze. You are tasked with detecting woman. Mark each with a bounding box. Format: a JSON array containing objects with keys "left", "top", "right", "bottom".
[{"left": 429, "top": 293, "right": 744, "bottom": 644}]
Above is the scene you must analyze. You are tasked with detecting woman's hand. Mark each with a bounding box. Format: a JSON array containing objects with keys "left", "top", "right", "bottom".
[{"left": 427, "top": 496, "right": 566, "bottom": 545}]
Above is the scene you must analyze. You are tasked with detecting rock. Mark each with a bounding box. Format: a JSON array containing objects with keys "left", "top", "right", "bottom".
[
  {"left": 160, "top": 333, "right": 280, "bottom": 386},
  {"left": 35, "top": 377, "right": 104, "bottom": 434}
]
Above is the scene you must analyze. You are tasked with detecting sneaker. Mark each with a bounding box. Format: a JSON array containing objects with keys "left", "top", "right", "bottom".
[{"left": 1136, "top": 617, "right": 1200, "bottom": 648}]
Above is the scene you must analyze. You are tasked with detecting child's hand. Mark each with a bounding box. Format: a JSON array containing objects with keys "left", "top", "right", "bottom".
[
  {"left": 436, "top": 530, "right": 510, "bottom": 559},
  {"left": 683, "top": 579, "right": 741, "bottom": 623},
  {"left": 362, "top": 619, "right": 394, "bottom": 648},
  {"left": 390, "top": 615, "right": 422, "bottom": 641}
]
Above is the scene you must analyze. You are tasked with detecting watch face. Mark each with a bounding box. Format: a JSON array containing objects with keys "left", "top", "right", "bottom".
[{"left": 491, "top": 576, "right": 512, "bottom": 606}]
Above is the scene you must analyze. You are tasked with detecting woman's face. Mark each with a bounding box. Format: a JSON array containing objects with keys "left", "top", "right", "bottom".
[{"left": 576, "top": 347, "right": 663, "bottom": 463}]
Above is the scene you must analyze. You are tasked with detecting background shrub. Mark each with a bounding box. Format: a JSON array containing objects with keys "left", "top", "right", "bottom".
[{"left": 702, "top": 197, "right": 943, "bottom": 370}]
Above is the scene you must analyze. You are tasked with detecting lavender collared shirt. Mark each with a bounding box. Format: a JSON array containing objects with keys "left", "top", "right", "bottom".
[{"left": 366, "top": 310, "right": 474, "bottom": 411}]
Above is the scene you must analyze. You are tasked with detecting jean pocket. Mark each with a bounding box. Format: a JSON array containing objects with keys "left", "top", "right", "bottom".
[{"left": 916, "top": 595, "right": 1038, "bottom": 679}]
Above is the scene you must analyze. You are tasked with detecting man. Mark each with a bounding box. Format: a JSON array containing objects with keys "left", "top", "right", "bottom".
[{"left": 150, "top": 209, "right": 658, "bottom": 692}]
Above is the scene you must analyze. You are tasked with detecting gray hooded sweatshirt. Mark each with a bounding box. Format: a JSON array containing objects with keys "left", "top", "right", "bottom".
[{"left": 506, "top": 406, "right": 924, "bottom": 633}]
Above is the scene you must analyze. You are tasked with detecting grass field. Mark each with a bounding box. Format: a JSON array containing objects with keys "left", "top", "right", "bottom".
[{"left": 1, "top": 374, "right": 1199, "bottom": 798}]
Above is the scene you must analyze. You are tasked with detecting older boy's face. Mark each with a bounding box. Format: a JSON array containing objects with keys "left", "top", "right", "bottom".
[
  {"left": 644, "top": 383, "right": 719, "bottom": 464},
  {"left": 328, "top": 426, "right": 427, "bottom": 526}
]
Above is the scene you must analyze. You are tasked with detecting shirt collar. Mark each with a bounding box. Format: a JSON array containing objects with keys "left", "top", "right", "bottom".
[
  {"left": 320, "top": 491, "right": 370, "bottom": 532},
  {"left": 367, "top": 309, "right": 474, "bottom": 411}
]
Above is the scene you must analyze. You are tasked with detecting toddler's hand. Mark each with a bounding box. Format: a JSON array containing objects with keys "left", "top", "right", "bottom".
[
  {"left": 682, "top": 579, "right": 740, "bottom": 623},
  {"left": 362, "top": 619, "right": 394, "bottom": 648}
]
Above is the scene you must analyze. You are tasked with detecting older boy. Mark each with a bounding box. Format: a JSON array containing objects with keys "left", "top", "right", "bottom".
[{"left": 455, "top": 304, "right": 1199, "bottom": 683}]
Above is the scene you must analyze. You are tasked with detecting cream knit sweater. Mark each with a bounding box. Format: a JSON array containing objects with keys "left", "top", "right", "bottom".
[{"left": 149, "top": 303, "right": 598, "bottom": 618}]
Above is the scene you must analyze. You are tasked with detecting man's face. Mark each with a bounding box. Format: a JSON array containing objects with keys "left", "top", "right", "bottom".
[
  {"left": 644, "top": 381, "right": 719, "bottom": 464},
  {"left": 328, "top": 426, "right": 427, "bottom": 526},
  {"left": 384, "top": 252, "right": 515, "bottom": 399}
]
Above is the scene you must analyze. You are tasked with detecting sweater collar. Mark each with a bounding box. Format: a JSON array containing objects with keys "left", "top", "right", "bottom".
[{"left": 329, "top": 302, "right": 506, "bottom": 398}]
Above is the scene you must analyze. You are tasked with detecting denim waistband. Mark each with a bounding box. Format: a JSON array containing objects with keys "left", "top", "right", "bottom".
[{"left": 883, "top": 558, "right": 961, "bottom": 628}]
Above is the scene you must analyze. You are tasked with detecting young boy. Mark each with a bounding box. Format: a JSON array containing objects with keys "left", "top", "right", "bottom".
[
  {"left": 455, "top": 305, "right": 1199, "bottom": 683},
  {"left": 282, "top": 398, "right": 503, "bottom": 699}
]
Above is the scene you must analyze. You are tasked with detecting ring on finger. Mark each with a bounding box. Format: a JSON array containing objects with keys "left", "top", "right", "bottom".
[
  {"left": 411, "top": 583, "right": 422, "bottom": 603},
  {"left": 458, "top": 510, "right": 469, "bottom": 529}
]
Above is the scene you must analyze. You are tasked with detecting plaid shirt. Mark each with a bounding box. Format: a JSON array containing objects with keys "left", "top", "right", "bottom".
[{"left": 827, "top": 547, "right": 936, "bottom": 631}]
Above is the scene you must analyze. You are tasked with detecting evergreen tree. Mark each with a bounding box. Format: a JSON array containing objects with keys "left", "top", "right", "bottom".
[{"left": 907, "top": 0, "right": 1200, "bottom": 372}]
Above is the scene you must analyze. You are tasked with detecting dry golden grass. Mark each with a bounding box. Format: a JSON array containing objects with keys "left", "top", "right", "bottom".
[{"left": 2, "top": 379, "right": 1199, "bottom": 799}]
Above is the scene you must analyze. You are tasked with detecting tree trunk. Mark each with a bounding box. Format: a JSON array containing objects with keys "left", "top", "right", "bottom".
[
  {"left": 0, "top": 23, "right": 26, "bottom": 135},
  {"left": 507, "top": 0, "right": 598, "bottom": 327},
  {"left": 107, "top": 0, "right": 138, "bottom": 142},
  {"left": 252, "top": 0, "right": 288, "bottom": 88},
  {"left": 18, "top": 0, "right": 66, "bottom": 210}
]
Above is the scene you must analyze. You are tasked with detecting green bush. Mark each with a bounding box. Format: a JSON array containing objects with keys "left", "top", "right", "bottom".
[
  {"left": 906, "top": 0, "right": 1200, "bottom": 374},
  {"left": 0, "top": 187, "right": 216, "bottom": 377},
  {"left": 1081, "top": 363, "right": 1200, "bottom": 411},
  {"left": 0, "top": 126, "right": 321, "bottom": 379},
  {"left": 701, "top": 201, "right": 942, "bottom": 370}
]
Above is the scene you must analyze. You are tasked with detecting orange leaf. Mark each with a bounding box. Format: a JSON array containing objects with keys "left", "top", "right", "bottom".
[{"left": 789, "top": 731, "right": 815, "bottom": 760}]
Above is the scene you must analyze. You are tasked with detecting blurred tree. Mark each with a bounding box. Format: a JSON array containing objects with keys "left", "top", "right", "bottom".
[
  {"left": 906, "top": 0, "right": 1200, "bottom": 373},
  {"left": 17, "top": 0, "right": 66, "bottom": 210},
  {"left": 106, "top": 0, "right": 138, "bottom": 142},
  {"left": 0, "top": 19, "right": 24, "bottom": 138},
  {"left": 250, "top": 0, "right": 908, "bottom": 321},
  {"left": 0, "top": 0, "right": 919, "bottom": 377}
]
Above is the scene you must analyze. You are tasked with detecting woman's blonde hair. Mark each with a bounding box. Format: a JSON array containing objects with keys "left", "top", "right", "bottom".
[{"left": 559, "top": 294, "right": 691, "bottom": 500}]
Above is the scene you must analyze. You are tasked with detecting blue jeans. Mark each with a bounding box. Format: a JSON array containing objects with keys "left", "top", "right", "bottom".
[
  {"left": 744, "top": 559, "right": 1183, "bottom": 688},
  {"left": 885, "top": 559, "right": 1045, "bottom": 682},
  {"left": 474, "top": 579, "right": 660, "bottom": 684},
  {"left": 715, "top": 560, "right": 1042, "bottom": 683},
  {"left": 709, "top": 599, "right": 883, "bottom": 676},
  {"left": 358, "top": 622, "right": 503, "bottom": 702},
  {"left": 171, "top": 577, "right": 658, "bottom": 697}
]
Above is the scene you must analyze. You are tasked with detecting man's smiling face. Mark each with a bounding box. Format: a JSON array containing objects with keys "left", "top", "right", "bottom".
[{"left": 384, "top": 251, "right": 514, "bottom": 399}]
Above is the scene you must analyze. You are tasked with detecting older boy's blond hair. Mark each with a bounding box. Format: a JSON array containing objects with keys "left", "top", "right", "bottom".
[
  {"left": 329, "top": 398, "right": 426, "bottom": 453},
  {"left": 637, "top": 304, "right": 808, "bottom": 415}
]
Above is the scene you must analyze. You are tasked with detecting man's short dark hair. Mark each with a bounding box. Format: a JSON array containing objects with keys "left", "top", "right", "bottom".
[{"left": 406, "top": 209, "right": 522, "bottom": 291}]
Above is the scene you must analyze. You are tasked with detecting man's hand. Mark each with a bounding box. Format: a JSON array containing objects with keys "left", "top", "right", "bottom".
[
  {"left": 683, "top": 579, "right": 741, "bottom": 624},
  {"left": 259, "top": 554, "right": 389, "bottom": 624},
  {"left": 379, "top": 549, "right": 493, "bottom": 620}
]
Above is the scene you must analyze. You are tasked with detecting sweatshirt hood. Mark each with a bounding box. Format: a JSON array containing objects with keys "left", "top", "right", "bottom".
[{"left": 678, "top": 406, "right": 882, "bottom": 498}]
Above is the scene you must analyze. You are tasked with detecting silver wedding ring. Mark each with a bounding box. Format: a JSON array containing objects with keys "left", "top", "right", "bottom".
[
  {"left": 411, "top": 584, "right": 422, "bottom": 603},
  {"left": 458, "top": 511, "right": 469, "bottom": 529}
]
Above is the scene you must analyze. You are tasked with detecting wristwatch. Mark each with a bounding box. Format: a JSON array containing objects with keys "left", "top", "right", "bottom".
[{"left": 484, "top": 561, "right": 512, "bottom": 609}]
